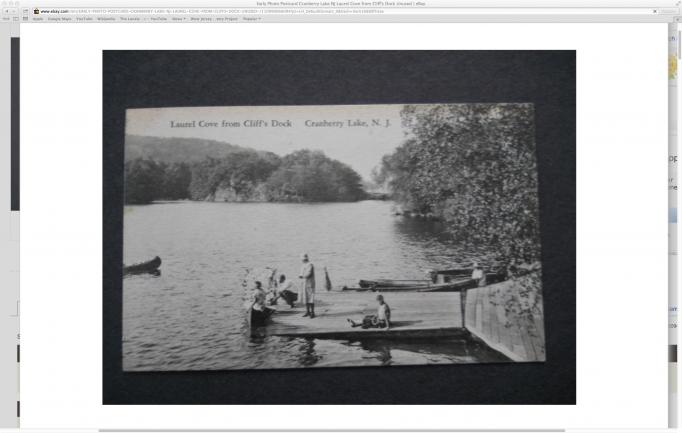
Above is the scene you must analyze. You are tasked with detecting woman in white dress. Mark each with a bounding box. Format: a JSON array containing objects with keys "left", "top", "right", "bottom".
[{"left": 299, "top": 253, "right": 316, "bottom": 318}]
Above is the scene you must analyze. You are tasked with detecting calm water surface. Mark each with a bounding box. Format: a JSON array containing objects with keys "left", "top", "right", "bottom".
[{"left": 123, "top": 200, "right": 507, "bottom": 371}]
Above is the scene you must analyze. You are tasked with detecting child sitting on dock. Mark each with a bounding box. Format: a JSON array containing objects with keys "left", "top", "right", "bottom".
[{"left": 347, "top": 295, "right": 391, "bottom": 330}]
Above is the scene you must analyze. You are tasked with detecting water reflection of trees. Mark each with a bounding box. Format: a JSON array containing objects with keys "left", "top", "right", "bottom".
[
  {"left": 297, "top": 338, "right": 322, "bottom": 367},
  {"left": 348, "top": 337, "right": 510, "bottom": 365},
  {"left": 392, "top": 215, "right": 453, "bottom": 244},
  {"left": 393, "top": 216, "right": 455, "bottom": 267},
  {"left": 391, "top": 216, "right": 489, "bottom": 268}
]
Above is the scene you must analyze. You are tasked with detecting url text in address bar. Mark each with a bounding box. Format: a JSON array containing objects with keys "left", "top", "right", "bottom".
[{"left": 33, "top": 7, "right": 668, "bottom": 15}]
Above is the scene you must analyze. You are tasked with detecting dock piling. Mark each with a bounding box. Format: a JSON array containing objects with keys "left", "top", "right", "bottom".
[{"left": 460, "top": 288, "right": 467, "bottom": 328}]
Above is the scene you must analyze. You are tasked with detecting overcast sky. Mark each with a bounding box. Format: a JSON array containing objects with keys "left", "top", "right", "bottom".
[{"left": 126, "top": 105, "right": 407, "bottom": 180}]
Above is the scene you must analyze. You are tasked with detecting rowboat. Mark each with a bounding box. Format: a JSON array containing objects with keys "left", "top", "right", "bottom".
[
  {"left": 249, "top": 305, "right": 275, "bottom": 328},
  {"left": 417, "top": 278, "right": 477, "bottom": 292},
  {"left": 344, "top": 277, "right": 476, "bottom": 293},
  {"left": 358, "top": 279, "right": 431, "bottom": 289},
  {"left": 123, "top": 256, "right": 161, "bottom": 276},
  {"left": 344, "top": 285, "right": 424, "bottom": 292}
]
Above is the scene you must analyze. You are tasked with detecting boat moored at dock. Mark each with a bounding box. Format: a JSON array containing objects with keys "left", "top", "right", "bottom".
[
  {"left": 344, "top": 277, "right": 476, "bottom": 292},
  {"left": 358, "top": 278, "right": 431, "bottom": 289},
  {"left": 354, "top": 265, "right": 508, "bottom": 292}
]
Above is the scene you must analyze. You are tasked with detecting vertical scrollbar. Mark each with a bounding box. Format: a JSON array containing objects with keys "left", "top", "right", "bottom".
[
  {"left": 0, "top": 19, "right": 19, "bottom": 429},
  {"left": 669, "top": 22, "right": 678, "bottom": 429},
  {"left": 10, "top": 37, "right": 18, "bottom": 211},
  {"left": 9, "top": 29, "right": 19, "bottom": 428}
]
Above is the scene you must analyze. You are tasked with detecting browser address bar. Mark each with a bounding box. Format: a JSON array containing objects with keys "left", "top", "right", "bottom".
[{"left": 33, "top": 7, "right": 670, "bottom": 15}]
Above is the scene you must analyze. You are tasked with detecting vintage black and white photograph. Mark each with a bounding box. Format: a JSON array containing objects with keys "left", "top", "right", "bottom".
[{"left": 122, "top": 102, "right": 546, "bottom": 371}]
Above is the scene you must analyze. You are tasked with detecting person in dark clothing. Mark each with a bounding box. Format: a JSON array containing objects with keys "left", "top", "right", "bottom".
[{"left": 271, "top": 274, "right": 298, "bottom": 307}]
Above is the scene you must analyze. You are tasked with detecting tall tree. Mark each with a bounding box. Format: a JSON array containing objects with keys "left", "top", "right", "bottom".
[{"left": 376, "top": 104, "right": 540, "bottom": 262}]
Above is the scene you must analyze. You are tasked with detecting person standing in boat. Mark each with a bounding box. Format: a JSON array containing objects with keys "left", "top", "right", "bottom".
[
  {"left": 252, "top": 281, "right": 267, "bottom": 310},
  {"left": 251, "top": 281, "right": 275, "bottom": 323},
  {"left": 299, "top": 253, "right": 316, "bottom": 318},
  {"left": 471, "top": 262, "right": 487, "bottom": 287},
  {"left": 251, "top": 281, "right": 268, "bottom": 312}
]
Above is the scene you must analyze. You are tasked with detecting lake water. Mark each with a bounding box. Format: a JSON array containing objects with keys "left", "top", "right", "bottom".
[{"left": 123, "top": 200, "right": 508, "bottom": 371}]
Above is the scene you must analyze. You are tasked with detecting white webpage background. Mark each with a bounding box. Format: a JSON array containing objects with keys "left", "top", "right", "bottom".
[{"left": 20, "top": 22, "right": 667, "bottom": 430}]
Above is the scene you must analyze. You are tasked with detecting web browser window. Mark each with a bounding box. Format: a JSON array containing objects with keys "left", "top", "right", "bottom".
[{"left": 0, "top": 1, "right": 675, "bottom": 432}]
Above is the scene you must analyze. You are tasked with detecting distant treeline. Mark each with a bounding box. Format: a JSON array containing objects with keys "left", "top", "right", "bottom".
[
  {"left": 125, "top": 149, "right": 367, "bottom": 204},
  {"left": 373, "top": 104, "right": 541, "bottom": 263}
]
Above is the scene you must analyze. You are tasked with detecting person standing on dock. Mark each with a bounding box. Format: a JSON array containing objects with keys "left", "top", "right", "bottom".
[
  {"left": 299, "top": 253, "right": 316, "bottom": 318},
  {"left": 471, "top": 262, "right": 487, "bottom": 287}
]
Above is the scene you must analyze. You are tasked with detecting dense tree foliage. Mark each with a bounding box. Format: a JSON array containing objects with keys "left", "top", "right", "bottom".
[
  {"left": 266, "top": 150, "right": 366, "bottom": 202},
  {"left": 125, "top": 159, "right": 167, "bottom": 204},
  {"left": 125, "top": 159, "right": 193, "bottom": 204},
  {"left": 374, "top": 104, "right": 540, "bottom": 263},
  {"left": 125, "top": 149, "right": 366, "bottom": 204},
  {"left": 188, "top": 151, "right": 281, "bottom": 201},
  {"left": 163, "top": 162, "right": 192, "bottom": 200}
]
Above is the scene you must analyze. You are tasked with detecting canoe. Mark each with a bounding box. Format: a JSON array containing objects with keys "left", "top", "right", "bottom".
[
  {"left": 123, "top": 256, "right": 161, "bottom": 276},
  {"left": 344, "top": 285, "right": 427, "bottom": 292},
  {"left": 359, "top": 279, "right": 431, "bottom": 288},
  {"left": 344, "top": 278, "right": 475, "bottom": 293}
]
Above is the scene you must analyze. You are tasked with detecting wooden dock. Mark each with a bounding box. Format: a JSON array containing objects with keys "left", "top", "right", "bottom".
[
  {"left": 259, "top": 272, "right": 545, "bottom": 362},
  {"left": 262, "top": 291, "right": 469, "bottom": 339},
  {"left": 464, "top": 274, "right": 546, "bottom": 362}
]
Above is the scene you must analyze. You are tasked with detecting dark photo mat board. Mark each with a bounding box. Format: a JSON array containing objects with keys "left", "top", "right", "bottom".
[{"left": 103, "top": 50, "right": 575, "bottom": 404}]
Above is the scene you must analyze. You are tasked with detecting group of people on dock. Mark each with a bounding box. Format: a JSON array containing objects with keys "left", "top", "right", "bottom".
[
  {"left": 251, "top": 252, "right": 392, "bottom": 329},
  {"left": 252, "top": 253, "right": 317, "bottom": 317},
  {"left": 251, "top": 255, "right": 517, "bottom": 331}
]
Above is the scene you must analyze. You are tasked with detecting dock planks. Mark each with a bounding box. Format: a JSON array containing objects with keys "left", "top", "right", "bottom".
[{"left": 262, "top": 291, "right": 468, "bottom": 339}]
